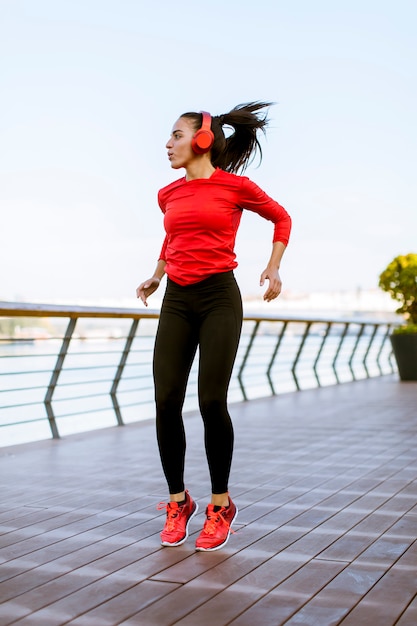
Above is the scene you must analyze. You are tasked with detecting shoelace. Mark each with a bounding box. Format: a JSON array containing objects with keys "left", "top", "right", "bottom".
[
  {"left": 203, "top": 508, "right": 236, "bottom": 536},
  {"left": 157, "top": 501, "right": 183, "bottom": 531}
]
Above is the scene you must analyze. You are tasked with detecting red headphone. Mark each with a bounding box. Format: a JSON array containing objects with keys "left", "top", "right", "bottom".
[{"left": 191, "top": 111, "right": 214, "bottom": 154}]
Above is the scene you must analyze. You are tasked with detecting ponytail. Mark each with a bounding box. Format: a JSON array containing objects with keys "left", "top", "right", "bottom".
[{"left": 181, "top": 101, "right": 273, "bottom": 174}]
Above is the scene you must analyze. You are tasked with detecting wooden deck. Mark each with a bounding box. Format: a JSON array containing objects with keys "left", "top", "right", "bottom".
[{"left": 0, "top": 375, "right": 416, "bottom": 626}]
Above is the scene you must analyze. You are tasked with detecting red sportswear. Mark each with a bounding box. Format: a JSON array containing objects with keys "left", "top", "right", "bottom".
[{"left": 158, "top": 167, "right": 292, "bottom": 286}]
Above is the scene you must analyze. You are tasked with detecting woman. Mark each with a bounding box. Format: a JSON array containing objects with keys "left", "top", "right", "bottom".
[{"left": 136, "top": 102, "right": 291, "bottom": 551}]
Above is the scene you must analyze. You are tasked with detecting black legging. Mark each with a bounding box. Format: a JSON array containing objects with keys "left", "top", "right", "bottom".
[{"left": 153, "top": 271, "right": 243, "bottom": 495}]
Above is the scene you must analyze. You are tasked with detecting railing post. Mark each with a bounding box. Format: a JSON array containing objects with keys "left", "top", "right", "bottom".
[
  {"left": 110, "top": 319, "right": 139, "bottom": 425},
  {"left": 238, "top": 321, "right": 260, "bottom": 401},
  {"left": 362, "top": 324, "right": 378, "bottom": 377},
  {"left": 348, "top": 323, "right": 365, "bottom": 380},
  {"left": 267, "top": 321, "right": 288, "bottom": 395},
  {"left": 313, "top": 322, "right": 332, "bottom": 387},
  {"left": 44, "top": 317, "right": 77, "bottom": 439},
  {"left": 291, "top": 322, "right": 312, "bottom": 390},
  {"left": 377, "top": 324, "right": 396, "bottom": 374},
  {"left": 332, "top": 322, "right": 349, "bottom": 384}
]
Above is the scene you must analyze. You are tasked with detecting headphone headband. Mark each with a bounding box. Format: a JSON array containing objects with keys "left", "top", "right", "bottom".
[{"left": 200, "top": 111, "right": 211, "bottom": 130}]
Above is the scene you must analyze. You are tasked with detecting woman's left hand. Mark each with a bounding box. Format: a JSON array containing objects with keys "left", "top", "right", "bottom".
[{"left": 260, "top": 267, "right": 282, "bottom": 301}]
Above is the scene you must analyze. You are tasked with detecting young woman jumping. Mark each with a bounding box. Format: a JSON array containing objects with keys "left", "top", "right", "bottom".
[{"left": 136, "top": 102, "right": 292, "bottom": 551}]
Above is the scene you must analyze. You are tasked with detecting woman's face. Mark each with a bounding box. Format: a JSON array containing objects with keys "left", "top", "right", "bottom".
[{"left": 166, "top": 117, "right": 196, "bottom": 170}]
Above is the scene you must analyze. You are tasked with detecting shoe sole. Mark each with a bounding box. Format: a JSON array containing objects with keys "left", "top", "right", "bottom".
[
  {"left": 160, "top": 501, "right": 199, "bottom": 547},
  {"left": 195, "top": 505, "right": 239, "bottom": 552}
]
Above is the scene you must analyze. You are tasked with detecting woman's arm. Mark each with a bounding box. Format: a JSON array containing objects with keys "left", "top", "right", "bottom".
[
  {"left": 136, "top": 259, "right": 166, "bottom": 307},
  {"left": 238, "top": 178, "right": 291, "bottom": 301},
  {"left": 260, "top": 241, "right": 287, "bottom": 302},
  {"left": 240, "top": 178, "right": 292, "bottom": 247}
]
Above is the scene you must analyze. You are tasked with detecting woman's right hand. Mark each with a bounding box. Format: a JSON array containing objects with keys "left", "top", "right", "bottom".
[{"left": 136, "top": 276, "right": 161, "bottom": 307}]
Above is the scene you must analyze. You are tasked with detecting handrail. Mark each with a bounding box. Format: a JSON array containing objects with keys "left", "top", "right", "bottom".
[
  {"left": 0, "top": 301, "right": 397, "bottom": 326},
  {"left": 0, "top": 301, "right": 160, "bottom": 319},
  {"left": 0, "top": 301, "right": 397, "bottom": 447}
]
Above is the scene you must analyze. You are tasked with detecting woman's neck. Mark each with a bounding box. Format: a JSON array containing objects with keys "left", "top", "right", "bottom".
[{"left": 185, "top": 160, "right": 216, "bottom": 181}]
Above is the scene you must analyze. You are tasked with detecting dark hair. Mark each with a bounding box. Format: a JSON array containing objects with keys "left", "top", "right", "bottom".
[{"left": 181, "top": 101, "right": 273, "bottom": 174}]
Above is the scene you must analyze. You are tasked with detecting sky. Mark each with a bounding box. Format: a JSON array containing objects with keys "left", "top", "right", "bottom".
[{"left": 1, "top": 0, "right": 416, "bottom": 306}]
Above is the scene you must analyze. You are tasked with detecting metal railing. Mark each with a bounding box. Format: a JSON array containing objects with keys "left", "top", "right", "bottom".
[{"left": 0, "top": 302, "right": 397, "bottom": 447}]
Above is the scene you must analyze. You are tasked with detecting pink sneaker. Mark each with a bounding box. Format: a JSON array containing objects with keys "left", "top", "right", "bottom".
[
  {"left": 158, "top": 491, "right": 198, "bottom": 547},
  {"left": 195, "top": 497, "right": 238, "bottom": 551}
]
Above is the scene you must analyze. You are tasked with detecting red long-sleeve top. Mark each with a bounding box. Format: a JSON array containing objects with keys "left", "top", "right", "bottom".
[{"left": 158, "top": 168, "right": 292, "bottom": 286}]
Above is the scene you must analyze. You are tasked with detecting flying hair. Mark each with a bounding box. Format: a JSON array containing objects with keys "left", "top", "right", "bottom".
[{"left": 181, "top": 101, "right": 274, "bottom": 174}]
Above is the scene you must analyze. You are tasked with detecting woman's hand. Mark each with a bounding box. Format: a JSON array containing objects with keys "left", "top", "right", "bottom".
[
  {"left": 136, "top": 276, "right": 161, "bottom": 307},
  {"left": 260, "top": 266, "right": 282, "bottom": 302}
]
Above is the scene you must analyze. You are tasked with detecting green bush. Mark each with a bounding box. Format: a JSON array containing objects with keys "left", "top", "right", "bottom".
[
  {"left": 392, "top": 323, "right": 417, "bottom": 335},
  {"left": 379, "top": 253, "right": 417, "bottom": 328}
]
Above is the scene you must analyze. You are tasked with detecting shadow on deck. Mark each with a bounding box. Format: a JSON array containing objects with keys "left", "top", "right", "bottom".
[{"left": 0, "top": 376, "right": 416, "bottom": 625}]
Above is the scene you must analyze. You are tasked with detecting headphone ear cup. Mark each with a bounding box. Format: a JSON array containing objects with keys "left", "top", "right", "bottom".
[
  {"left": 191, "top": 129, "right": 214, "bottom": 154},
  {"left": 191, "top": 111, "right": 214, "bottom": 154}
]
